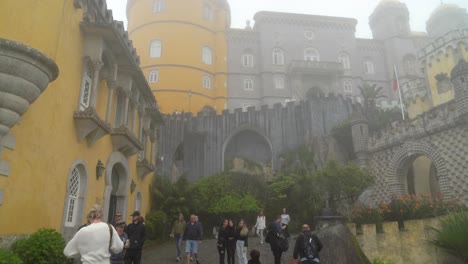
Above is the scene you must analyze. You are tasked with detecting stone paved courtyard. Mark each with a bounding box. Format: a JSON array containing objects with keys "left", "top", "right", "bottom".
[{"left": 142, "top": 236, "right": 298, "bottom": 264}]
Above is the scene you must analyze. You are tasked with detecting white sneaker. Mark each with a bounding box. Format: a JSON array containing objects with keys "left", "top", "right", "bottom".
[{"left": 176, "top": 256, "right": 180, "bottom": 262}]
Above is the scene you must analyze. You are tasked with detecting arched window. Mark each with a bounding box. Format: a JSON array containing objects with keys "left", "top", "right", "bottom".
[
  {"left": 344, "top": 81, "right": 353, "bottom": 93},
  {"left": 202, "top": 47, "right": 212, "bottom": 65},
  {"left": 203, "top": 3, "right": 213, "bottom": 21},
  {"left": 203, "top": 75, "right": 211, "bottom": 89},
  {"left": 135, "top": 192, "right": 142, "bottom": 212},
  {"left": 114, "top": 91, "right": 126, "bottom": 128},
  {"left": 274, "top": 75, "right": 285, "bottom": 89},
  {"left": 242, "top": 52, "right": 254, "bottom": 68},
  {"left": 272, "top": 48, "right": 284, "bottom": 65},
  {"left": 304, "top": 48, "right": 320, "bottom": 61},
  {"left": 339, "top": 53, "right": 351, "bottom": 69},
  {"left": 403, "top": 55, "right": 417, "bottom": 73},
  {"left": 65, "top": 167, "right": 81, "bottom": 227},
  {"left": 364, "top": 60, "right": 375, "bottom": 74},
  {"left": 148, "top": 69, "right": 159, "bottom": 83},
  {"left": 244, "top": 78, "right": 254, "bottom": 91},
  {"left": 150, "top": 40, "right": 162, "bottom": 58},
  {"left": 153, "top": 0, "right": 164, "bottom": 13}
]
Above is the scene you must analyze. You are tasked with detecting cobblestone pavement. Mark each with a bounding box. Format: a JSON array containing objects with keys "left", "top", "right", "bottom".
[{"left": 142, "top": 236, "right": 298, "bottom": 264}]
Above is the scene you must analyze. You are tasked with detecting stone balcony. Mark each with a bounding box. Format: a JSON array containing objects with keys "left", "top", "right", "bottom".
[
  {"left": 110, "top": 126, "right": 143, "bottom": 157},
  {"left": 287, "top": 60, "right": 344, "bottom": 75},
  {"left": 136, "top": 156, "right": 155, "bottom": 179},
  {"left": 73, "top": 107, "right": 111, "bottom": 146}
]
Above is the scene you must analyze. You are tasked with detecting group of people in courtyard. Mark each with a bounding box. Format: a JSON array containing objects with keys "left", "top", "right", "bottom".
[
  {"left": 171, "top": 208, "right": 323, "bottom": 264},
  {"left": 63, "top": 204, "right": 146, "bottom": 264}
]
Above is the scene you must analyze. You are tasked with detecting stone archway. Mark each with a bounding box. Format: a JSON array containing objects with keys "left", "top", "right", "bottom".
[
  {"left": 104, "top": 152, "right": 130, "bottom": 222},
  {"left": 386, "top": 142, "right": 450, "bottom": 197},
  {"left": 221, "top": 125, "right": 273, "bottom": 172}
]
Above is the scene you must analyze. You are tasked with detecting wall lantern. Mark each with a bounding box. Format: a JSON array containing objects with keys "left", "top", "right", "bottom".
[
  {"left": 96, "top": 160, "right": 105, "bottom": 180},
  {"left": 130, "top": 180, "right": 136, "bottom": 194}
]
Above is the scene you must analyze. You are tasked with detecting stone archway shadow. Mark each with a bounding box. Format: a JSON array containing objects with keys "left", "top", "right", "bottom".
[
  {"left": 221, "top": 124, "right": 274, "bottom": 171},
  {"left": 386, "top": 141, "right": 450, "bottom": 197},
  {"left": 103, "top": 151, "right": 130, "bottom": 222}
]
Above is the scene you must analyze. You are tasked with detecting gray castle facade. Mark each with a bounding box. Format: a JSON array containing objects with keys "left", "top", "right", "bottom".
[{"left": 226, "top": 1, "right": 468, "bottom": 110}]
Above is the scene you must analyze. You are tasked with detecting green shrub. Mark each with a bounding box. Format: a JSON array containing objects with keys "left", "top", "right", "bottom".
[
  {"left": 12, "top": 228, "right": 71, "bottom": 264},
  {"left": 0, "top": 248, "right": 23, "bottom": 264},
  {"left": 145, "top": 210, "right": 168, "bottom": 240},
  {"left": 430, "top": 210, "right": 468, "bottom": 262},
  {"left": 372, "top": 258, "right": 394, "bottom": 264}
]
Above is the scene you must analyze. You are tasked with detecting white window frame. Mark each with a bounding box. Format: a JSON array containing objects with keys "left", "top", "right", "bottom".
[
  {"left": 274, "top": 75, "right": 285, "bottom": 89},
  {"left": 203, "top": 3, "right": 213, "bottom": 22},
  {"left": 344, "top": 81, "right": 353, "bottom": 93},
  {"left": 79, "top": 62, "right": 92, "bottom": 111},
  {"left": 339, "top": 53, "right": 351, "bottom": 69},
  {"left": 304, "top": 48, "right": 320, "bottom": 61},
  {"left": 148, "top": 69, "right": 159, "bottom": 83},
  {"left": 365, "top": 60, "right": 375, "bottom": 74},
  {"left": 203, "top": 75, "right": 211, "bottom": 89},
  {"left": 202, "top": 46, "right": 212, "bottom": 65},
  {"left": 242, "top": 54, "right": 254, "bottom": 68},
  {"left": 244, "top": 78, "right": 254, "bottom": 91},
  {"left": 150, "top": 40, "right": 162, "bottom": 58},
  {"left": 153, "top": 0, "right": 164, "bottom": 13},
  {"left": 65, "top": 167, "right": 81, "bottom": 227},
  {"left": 272, "top": 48, "right": 284, "bottom": 65}
]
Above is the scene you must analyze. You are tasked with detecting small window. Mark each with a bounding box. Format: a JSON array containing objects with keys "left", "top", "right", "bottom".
[
  {"left": 304, "top": 30, "right": 315, "bottom": 40},
  {"left": 65, "top": 167, "right": 81, "bottom": 227},
  {"left": 79, "top": 62, "right": 93, "bottom": 111},
  {"left": 244, "top": 78, "right": 254, "bottom": 91},
  {"left": 344, "top": 81, "right": 353, "bottom": 93},
  {"left": 202, "top": 47, "right": 212, "bottom": 65},
  {"left": 339, "top": 53, "right": 351, "bottom": 69},
  {"left": 272, "top": 48, "right": 284, "bottom": 65},
  {"left": 203, "top": 75, "right": 211, "bottom": 89},
  {"left": 304, "top": 48, "right": 320, "bottom": 61},
  {"left": 148, "top": 69, "right": 159, "bottom": 83},
  {"left": 274, "top": 75, "right": 285, "bottom": 89},
  {"left": 364, "top": 60, "right": 375, "bottom": 74},
  {"left": 242, "top": 54, "right": 254, "bottom": 68},
  {"left": 150, "top": 40, "right": 162, "bottom": 58},
  {"left": 153, "top": 0, "right": 164, "bottom": 13},
  {"left": 203, "top": 4, "right": 213, "bottom": 22}
]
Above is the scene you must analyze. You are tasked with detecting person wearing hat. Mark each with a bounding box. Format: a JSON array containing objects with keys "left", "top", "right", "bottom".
[
  {"left": 111, "top": 221, "right": 128, "bottom": 264},
  {"left": 124, "top": 211, "right": 146, "bottom": 264}
]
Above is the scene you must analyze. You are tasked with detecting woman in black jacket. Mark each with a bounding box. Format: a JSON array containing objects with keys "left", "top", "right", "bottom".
[
  {"left": 217, "top": 219, "right": 229, "bottom": 264},
  {"left": 225, "top": 219, "right": 237, "bottom": 264}
]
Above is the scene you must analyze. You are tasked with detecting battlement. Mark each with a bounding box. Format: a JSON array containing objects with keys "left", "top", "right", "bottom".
[
  {"left": 368, "top": 100, "right": 457, "bottom": 152},
  {"left": 418, "top": 28, "right": 468, "bottom": 60}
]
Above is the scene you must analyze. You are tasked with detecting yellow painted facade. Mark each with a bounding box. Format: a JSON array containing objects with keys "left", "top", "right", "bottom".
[
  {"left": 0, "top": 0, "right": 159, "bottom": 241},
  {"left": 127, "top": 0, "right": 229, "bottom": 114}
]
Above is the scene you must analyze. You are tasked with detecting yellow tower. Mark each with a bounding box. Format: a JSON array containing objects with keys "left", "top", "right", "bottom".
[{"left": 127, "top": 0, "right": 230, "bottom": 114}]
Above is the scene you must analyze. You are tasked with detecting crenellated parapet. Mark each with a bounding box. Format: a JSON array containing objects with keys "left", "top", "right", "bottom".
[{"left": 418, "top": 28, "right": 468, "bottom": 63}]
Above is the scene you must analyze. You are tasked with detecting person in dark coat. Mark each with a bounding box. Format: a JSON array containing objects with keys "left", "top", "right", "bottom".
[
  {"left": 124, "top": 211, "right": 146, "bottom": 264},
  {"left": 217, "top": 219, "right": 229, "bottom": 264},
  {"left": 247, "top": 249, "right": 261, "bottom": 264},
  {"left": 183, "top": 214, "right": 203, "bottom": 264},
  {"left": 266, "top": 216, "right": 284, "bottom": 264},
  {"left": 225, "top": 219, "right": 237, "bottom": 264},
  {"left": 293, "top": 224, "right": 323, "bottom": 264}
]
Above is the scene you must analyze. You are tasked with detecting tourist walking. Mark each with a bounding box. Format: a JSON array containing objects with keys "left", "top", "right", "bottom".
[
  {"left": 254, "top": 211, "right": 266, "bottom": 244},
  {"left": 293, "top": 224, "right": 323, "bottom": 264},
  {"left": 217, "top": 219, "right": 229, "bottom": 264},
  {"left": 183, "top": 214, "right": 203, "bottom": 264},
  {"left": 64, "top": 204, "right": 124, "bottom": 264},
  {"left": 112, "top": 212, "right": 123, "bottom": 227},
  {"left": 170, "top": 213, "right": 186, "bottom": 262},
  {"left": 236, "top": 219, "right": 249, "bottom": 264},
  {"left": 281, "top": 208, "right": 291, "bottom": 238},
  {"left": 247, "top": 249, "right": 261, "bottom": 264},
  {"left": 111, "top": 221, "right": 128, "bottom": 264},
  {"left": 225, "top": 219, "right": 237, "bottom": 264},
  {"left": 125, "top": 211, "right": 146, "bottom": 264},
  {"left": 266, "top": 216, "right": 284, "bottom": 264}
]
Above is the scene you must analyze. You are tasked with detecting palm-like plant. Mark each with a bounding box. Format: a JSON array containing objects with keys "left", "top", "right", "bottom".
[{"left": 357, "top": 83, "right": 387, "bottom": 115}]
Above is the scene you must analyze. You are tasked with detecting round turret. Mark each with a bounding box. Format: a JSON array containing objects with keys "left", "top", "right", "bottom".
[
  {"left": 426, "top": 4, "right": 468, "bottom": 37},
  {"left": 369, "top": 0, "right": 410, "bottom": 39},
  {"left": 451, "top": 59, "right": 468, "bottom": 119}
]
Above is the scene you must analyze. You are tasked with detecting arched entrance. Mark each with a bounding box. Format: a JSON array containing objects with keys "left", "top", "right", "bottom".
[
  {"left": 104, "top": 152, "right": 130, "bottom": 222},
  {"left": 402, "top": 155, "right": 440, "bottom": 195},
  {"left": 222, "top": 127, "right": 273, "bottom": 173}
]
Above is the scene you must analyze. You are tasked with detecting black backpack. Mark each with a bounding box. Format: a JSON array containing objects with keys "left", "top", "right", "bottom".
[
  {"left": 303, "top": 233, "right": 319, "bottom": 260},
  {"left": 277, "top": 231, "right": 289, "bottom": 252}
]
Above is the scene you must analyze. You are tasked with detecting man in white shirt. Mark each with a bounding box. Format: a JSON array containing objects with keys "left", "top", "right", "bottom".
[{"left": 64, "top": 205, "right": 124, "bottom": 264}]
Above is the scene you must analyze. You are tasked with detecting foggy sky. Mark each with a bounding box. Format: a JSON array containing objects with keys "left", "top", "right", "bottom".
[{"left": 108, "top": 0, "right": 468, "bottom": 38}]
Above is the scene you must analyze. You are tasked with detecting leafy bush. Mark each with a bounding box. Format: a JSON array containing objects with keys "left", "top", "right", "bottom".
[
  {"left": 12, "top": 229, "right": 70, "bottom": 264},
  {"left": 429, "top": 210, "right": 468, "bottom": 262},
  {"left": 372, "top": 258, "right": 394, "bottom": 264},
  {"left": 0, "top": 249, "right": 22, "bottom": 264},
  {"left": 145, "top": 210, "right": 168, "bottom": 240}
]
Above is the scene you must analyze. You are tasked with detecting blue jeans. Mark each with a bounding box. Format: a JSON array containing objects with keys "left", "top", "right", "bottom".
[{"left": 175, "top": 235, "right": 183, "bottom": 257}]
